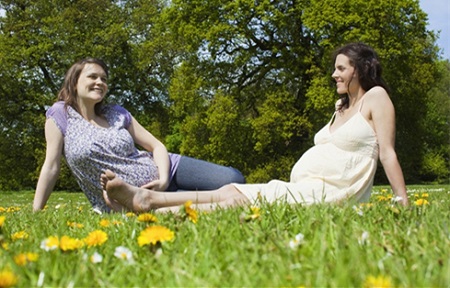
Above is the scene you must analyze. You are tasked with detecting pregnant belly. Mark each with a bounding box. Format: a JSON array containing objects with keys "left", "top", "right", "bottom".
[{"left": 290, "top": 144, "right": 350, "bottom": 183}]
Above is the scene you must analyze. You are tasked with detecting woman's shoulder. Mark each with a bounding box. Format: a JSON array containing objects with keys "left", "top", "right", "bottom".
[
  {"left": 366, "top": 86, "right": 389, "bottom": 97},
  {"left": 364, "top": 86, "right": 395, "bottom": 116},
  {"left": 46, "top": 101, "right": 68, "bottom": 135},
  {"left": 46, "top": 101, "right": 67, "bottom": 117},
  {"left": 365, "top": 86, "right": 391, "bottom": 105},
  {"left": 49, "top": 101, "right": 65, "bottom": 109}
]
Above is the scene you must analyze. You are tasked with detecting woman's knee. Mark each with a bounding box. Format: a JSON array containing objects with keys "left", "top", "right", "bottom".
[
  {"left": 175, "top": 156, "right": 245, "bottom": 189},
  {"left": 226, "top": 167, "right": 246, "bottom": 184}
]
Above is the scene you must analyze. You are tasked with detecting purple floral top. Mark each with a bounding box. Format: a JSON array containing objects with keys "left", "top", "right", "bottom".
[{"left": 46, "top": 101, "right": 180, "bottom": 212}]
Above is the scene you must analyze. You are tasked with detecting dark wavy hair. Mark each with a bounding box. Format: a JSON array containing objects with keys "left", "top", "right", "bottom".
[
  {"left": 57, "top": 58, "right": 109, "bottom": 116},
  {"left": 333, "top": 43, "right": 389, "bottom": 111}
]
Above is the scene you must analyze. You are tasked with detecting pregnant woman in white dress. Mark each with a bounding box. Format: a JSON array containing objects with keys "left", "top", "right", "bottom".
[{"left": 101, "top": 42, "right": 409, "bottom": 213}]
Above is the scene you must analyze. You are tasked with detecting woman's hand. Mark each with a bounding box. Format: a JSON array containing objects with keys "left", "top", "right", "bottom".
[
  {"left": 393, "top": 195, "right": 409, "bottom": 206},
  {"left": 141, "top": 179, "right": 169, "bottom": 191}
]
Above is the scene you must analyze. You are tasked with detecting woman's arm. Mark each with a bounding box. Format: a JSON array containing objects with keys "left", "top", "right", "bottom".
[
  {"left": 127, "top": 116, "right": 170, "bottom": 191},
  {"left": 369, "top": 87, "right": 409, "bottom": 205},
  {"left": 33, "top": 119, "right": 64, "bottom": 211}
]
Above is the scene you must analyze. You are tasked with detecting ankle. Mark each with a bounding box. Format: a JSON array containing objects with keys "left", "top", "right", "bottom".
[{"left": 135, "top": 190, "right": 153, "bottom": 212}]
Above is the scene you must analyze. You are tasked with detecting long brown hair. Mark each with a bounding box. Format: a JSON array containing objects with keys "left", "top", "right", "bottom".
[
  {"left": 57, "top": 58, "right": 109, "bottom": 115},
  {"left": 333, "top": 43, "right": 389, "bottom": 111}
]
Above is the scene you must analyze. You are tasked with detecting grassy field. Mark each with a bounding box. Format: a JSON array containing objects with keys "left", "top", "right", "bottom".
[{"left": 0, "top": 185, "right": 449, "bottom": 287}]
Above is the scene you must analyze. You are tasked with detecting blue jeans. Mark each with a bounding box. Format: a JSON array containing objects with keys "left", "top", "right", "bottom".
[{"left": 166, "top": 156, "right": 245, "bottom": 191}]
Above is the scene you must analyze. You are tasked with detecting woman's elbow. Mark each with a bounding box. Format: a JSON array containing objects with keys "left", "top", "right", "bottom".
[
  {"left": 41, "top": 161, "right": 61, "bottom": 178},
  {"left": 379, "top": 149, "right": 399, "bottom": 165}
]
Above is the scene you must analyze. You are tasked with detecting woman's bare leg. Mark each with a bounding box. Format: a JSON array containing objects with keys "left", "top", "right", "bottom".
[{"left": 101, "top": 170, "right": 249, "bottom": 213}]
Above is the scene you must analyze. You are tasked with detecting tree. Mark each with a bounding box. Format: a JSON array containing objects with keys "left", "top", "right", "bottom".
[
  {"left": 420, "top": 60, "right": 450, "bottom": 183},
  {"left": 163, "top": 0, "right": 441, "bottom": 183},
  {"left": 0, "top": 0, "right": 174, "bottom": 189},
  {"left": 0, "top": 0, "right": 446, "bottom": 190}
]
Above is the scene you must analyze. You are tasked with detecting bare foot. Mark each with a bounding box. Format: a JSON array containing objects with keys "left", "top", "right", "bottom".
[
  {"left": 100, "top": 170, "right": 154, "bottom": 212},
  {"left": 102, "top": 190, "right": 128, "bottom": 212}
]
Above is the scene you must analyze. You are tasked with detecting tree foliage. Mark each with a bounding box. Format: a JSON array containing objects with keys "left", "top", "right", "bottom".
[
  {"left": 0, "top": 0, "right": 174, "bottom": 189},
  {"left": 162, "top": 0, "right": 444, "bottom": 182},
  {"left": 420, "top": 60, "right": 450, "bottom": 183},
  {"left": 0, "top": 0, "right": 448, "bottom": 190}
]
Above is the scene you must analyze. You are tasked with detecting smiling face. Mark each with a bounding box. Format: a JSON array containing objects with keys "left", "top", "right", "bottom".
[
  {"left": 76, "top": 63, "right": 108, "bottom": 106},
  {"left": 332, "top": 54, "right": 360, "bottom": 95}
]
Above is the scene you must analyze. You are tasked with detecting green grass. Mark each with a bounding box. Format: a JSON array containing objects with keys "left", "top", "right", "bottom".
[{"left": 0, "top": 185, "right": 449, "bottom": 287}]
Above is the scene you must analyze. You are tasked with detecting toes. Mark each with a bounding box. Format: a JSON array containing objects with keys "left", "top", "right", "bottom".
[
  {"left": 105, "top": 169, "right": 116, "bottom": 180},
  {"left": 103, "top": 189, "right": 112, "bottom": 205},
  {"left": 100, "top": 175, "right": 107, "bottom": 188}
]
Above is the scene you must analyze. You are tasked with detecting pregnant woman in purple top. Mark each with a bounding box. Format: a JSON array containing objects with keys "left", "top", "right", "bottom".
[{"left": 33, "top": 58, "right": 245, "bottom": 213}]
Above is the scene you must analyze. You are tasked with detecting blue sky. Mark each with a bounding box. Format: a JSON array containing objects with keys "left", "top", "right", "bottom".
[{"left": 419, "top": 0, "right": 450, "bottom": 59}]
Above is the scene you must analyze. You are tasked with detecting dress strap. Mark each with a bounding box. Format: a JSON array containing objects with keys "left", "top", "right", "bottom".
[
  {"left": 358, "top": 98, "right": 365, "bottom": 112},
  {"left": 330, "top": 111, "right": 337, "bottom": 125}
]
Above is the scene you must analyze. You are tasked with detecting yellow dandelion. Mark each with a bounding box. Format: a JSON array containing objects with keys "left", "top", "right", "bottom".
[
  {"left": 99, "top": 219, "right": 110, "bottom": 227},
  {"left": 137, "top": 225, "right": 175, "bottom": 247},
  {"left": 67, "top": 221, "right": 84, "bottom": 229},
  {"left": 125, "top": 212, "right": 136, "bottom": 218},
  {"left": 137, "top": 213, "right": 158, "bottom": 223},
  {"left": 244, "top": 206, "right": 261, "bottom": 221},
  {"left": 380, "top": 189, "right": 388, "bottom": 194},
  {"left": 376, "top": 195, "right": 388, "bottom": 202},
  {"left": 112, "top": 220, "right": 123, "bottom": 226},
  {"left": 25, "top": 252, "right": 38, "bottom": 262},
  {"left": 359, "top": 203, "right": 374, "bottom": 208},
  {"left": 40, "top": 236, "right": 59, "bottom": 251},
  {"left": 6, "top": 207, "right": 20, "bottom": 213},
  {"left": 0, "top": 207, "right": 5, "bottom": 212},
  {"left": 84, "top": 230, "right": 108, "bottom": 247},
  {"left": 13, "top": 252, "right": 39, "bottom": 266},
  {"left": 0, "top": 216, "right": 5, "bottom": 228},
  {"left": 421, "top": 193, "right": 429, "bottom": 198},
  {"left": 250, "top": 206, "right": 260, "bottom": 214},
  {"left": 60, "top": 236, "right": 84, "bottom": 251},
  {"left": 414, "top": 193, "right": 420, "bottom": 198},
  {"left": 11, "top": 231, "right": 29, "bottom": 241},
  {"left": 13, "top": 254, "right": 27, "bottom": 266},
  {"left": 1, "top": 242, "right": 9, "bottom": 250},
  {"left": 250, "top": 206, "right": 261, "bottom": 218},
  {"left": 363, "top": 275, "right": 392, "bottom": 288},
  {"left": 414, "top": 199, "right": 429, "bottom": 206},
  {"left": 0, "top": 268, "right": 18, "bottom": 288},
  {"left": 184, "top": 201, "right": 198, "bottom": 224}
]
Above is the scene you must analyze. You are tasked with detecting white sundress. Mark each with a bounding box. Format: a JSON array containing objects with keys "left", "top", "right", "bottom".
[{"left": 233, "top": 100, "right": 379, "bottom": 205}]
